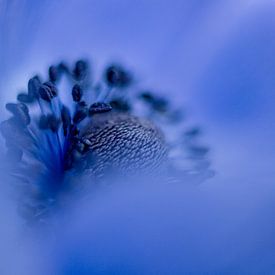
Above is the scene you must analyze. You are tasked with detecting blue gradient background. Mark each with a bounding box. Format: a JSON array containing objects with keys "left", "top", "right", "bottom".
[{"left": 0, "top": 0, "right": 275, "bottom": 274}]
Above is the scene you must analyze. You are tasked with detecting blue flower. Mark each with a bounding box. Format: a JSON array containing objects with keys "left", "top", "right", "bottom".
[{"left": 1, "top": 59, "right": 213, "bottom": 221}]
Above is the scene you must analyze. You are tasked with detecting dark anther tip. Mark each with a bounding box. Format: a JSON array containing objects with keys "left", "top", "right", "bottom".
[
  {"left": 88, "top": 102, "right": 112, "bottom": 115},
  {"left": 39, "top": 82, "right": 57, "bottom": 102},
  {"left": 28, "top": 76, "right": 42, "bottom": 99},
  {"left": 104, "top": 64, "right": 132, "bottom": 88},
  {"left": 48, "top": 65, "right": 59, "bottom": 83},
  {"left": 5, "top": 103, "right": 30, "bottom": 126},
  {"left": 39, "top": 114, "right": 60, "bottom": 132},
  {"left": 73, "top": 59, "right": 88, "bottom": 80},
  {"left": 17, "top": 93, "right": 34, "bottom": 103},
  {"left": 139, "top": 91, "right": 154, "bottom": 102},
  {"left": 184, "top": 128, "right": 201, "bottom": 138},
  {"left": 57, "top": 62, "right": 69, "bottom": 73},
  {"left": 110, "top": 99, "right": 131, "bottom": 112},
  {"left": 44, "top": 82, "right": 58, "bottom": 97},
  {"left": 72, "top": 84, "right": 83, "bottom": 102},
  {"left": 139, "top": 91, "right": 168, "bottom": 112},
  {"left": 39, "top": 85, "right": 52, "bottom": 102}
]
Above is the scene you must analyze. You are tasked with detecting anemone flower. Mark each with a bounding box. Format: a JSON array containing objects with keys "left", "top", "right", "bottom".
[
  {"left": 1, "top": 1, "right": 275, "bottom": 275},
  {"left": 1, "top": 58, "right": 213, "bottom": 222}
]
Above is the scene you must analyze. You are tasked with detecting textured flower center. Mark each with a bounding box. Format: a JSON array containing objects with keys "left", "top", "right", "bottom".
[{"left": 69, "top": 112, "right": 168, "bottom": 178}]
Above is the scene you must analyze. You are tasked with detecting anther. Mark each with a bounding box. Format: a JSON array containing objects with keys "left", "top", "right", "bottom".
[
  {"left": 139, "top": 91, "right": 154, "bottom": 102},
  {"left": 88, "top": 102, "right": 112, "bottom": 115},
  {"left": 105, "top": 64, "right": 131, "bottom": 88},
  {"left": 73, "top": 60, "right": 88, "bottom": 80},
  {"left": 49, "top": 65, "right": 59, "bottom": 83},
  {"left": 139, "top": 92, "right": 168, "bottom": 112},
  {"left": 39, "top": 115, "right": 60, "bottom": 132},
  {"left": 110, "top": 99, "right": 131, "bottom": 112},
  {"left": 57, "top": 62, "right": 69, "bottom": 73},
  {"left": 28, "top": 76, "right": 41, "bottom": 100},
  {"left": 184, "top": 128, "right": 201, "bottom": 138},
  {"left": 17, "top": 93, "right": 33, "bottom": 103},
  {"left": 72, "top": 84, "right": 83, "bottom": 102},
  {"left": 39, "top": 82, "right": 57, "bottom": 102}
]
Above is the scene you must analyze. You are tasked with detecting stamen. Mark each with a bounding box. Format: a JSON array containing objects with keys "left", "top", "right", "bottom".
[
  {"left": 88, "top": 102, "right": 112, "bottom": 115},
  {"left": 61, "top": 105, "right": 71, "bottom": 136},
  {"left": 48, "top": 65, "right": 59, "bottom": 83},
  {"left": 72, "top": 84, "right": 83, "bottom": 102},
  {"left": 104, "top": 64, "right": 132, "bottom": 88},
  {"left": 73, "top": 60, "right": 88, "bottom": 81},
  {"left": 57, "top": 62, "right": 70, "bottom": 74},
  {"left": 139, "top": 91, "right": 154, "bottom": 102},
  {"left": 28, "top": 75, "right": 41, "bottom": 100},
  {"left": 139, "top": 92, "right": 168, "bottom": 113},
  {"left": 184, "top": 128, "right": 201, "bottom": 139},
  {"left": 110, "top": 99, "right": 131, "bottom": 112},
  {"left": 17, "top": 93, "right": 33, "bottom": 103},
  {"left": 39, "top": 83, "right": 56, "bottom": 102},
  {"left": 39, "top": 114, "right": 60, "bottom": 132}
]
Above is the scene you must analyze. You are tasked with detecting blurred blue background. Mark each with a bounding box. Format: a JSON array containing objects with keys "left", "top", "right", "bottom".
[{"left": 1, "top": 0, "right": 275, "bottom": 274}]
